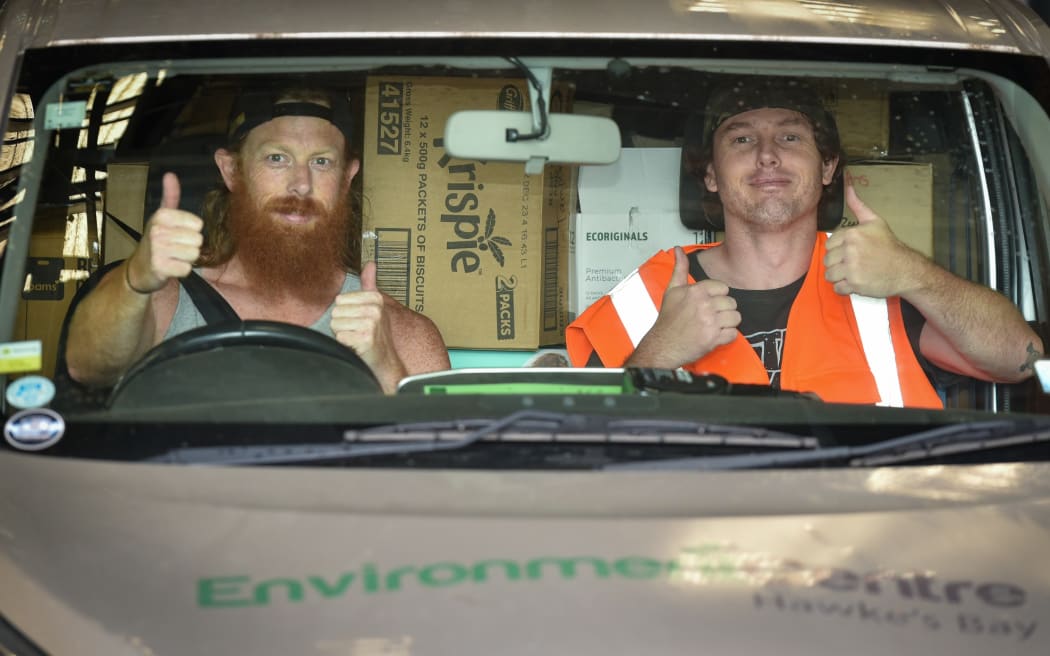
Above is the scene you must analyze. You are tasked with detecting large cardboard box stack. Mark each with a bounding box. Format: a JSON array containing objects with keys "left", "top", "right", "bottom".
[
  {"left": 571, "top": 148, "right": 711, "bottom": 318},
  {"left": 362, "top": 76, "right": 573, "bottom": 349}
]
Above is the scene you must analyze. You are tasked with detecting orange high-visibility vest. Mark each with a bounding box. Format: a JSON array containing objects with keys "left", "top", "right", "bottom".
[{"left": 566, "top": 234, "right": 943, "bottom": 408}]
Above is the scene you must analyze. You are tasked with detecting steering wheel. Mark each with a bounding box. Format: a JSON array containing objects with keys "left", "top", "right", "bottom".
[{"left": 106, "top": 320, "right": 383, "bottom": 409}]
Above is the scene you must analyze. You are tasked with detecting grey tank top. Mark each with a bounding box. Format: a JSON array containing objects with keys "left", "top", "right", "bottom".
[{"left": 164, "top": 272, "right": 362, "bottom": 340}]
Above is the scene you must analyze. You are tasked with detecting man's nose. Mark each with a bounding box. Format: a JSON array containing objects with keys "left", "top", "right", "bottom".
[
  {"left": 756, "top": 137, "right": 780, "bottom": 167},
  {"left": 287, "top": 163, "right": 312, "bottom": 196}
]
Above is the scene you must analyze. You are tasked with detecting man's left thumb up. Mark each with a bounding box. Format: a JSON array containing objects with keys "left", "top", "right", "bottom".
[{"left": 844, "top": 182, "right": 880, "bottom": 225}]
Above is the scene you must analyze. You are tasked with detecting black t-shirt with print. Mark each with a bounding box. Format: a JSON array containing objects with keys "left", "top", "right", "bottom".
[{"left": 713, "top": 275, "right": 803, "bottom": 389}]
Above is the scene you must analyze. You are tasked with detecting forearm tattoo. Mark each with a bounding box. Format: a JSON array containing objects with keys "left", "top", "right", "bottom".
[{"left": 1018, "top": 342, "right": 1043, "bottom": 373}]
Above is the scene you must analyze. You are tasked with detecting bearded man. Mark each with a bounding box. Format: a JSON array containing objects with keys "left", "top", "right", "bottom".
[{"left": 65, "top": 87, "right": 449, "bottom": 394}]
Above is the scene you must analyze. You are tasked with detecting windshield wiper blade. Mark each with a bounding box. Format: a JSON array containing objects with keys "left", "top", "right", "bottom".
[
  {"left": 607, "top": 419, "right": 1050, "bottom": 471},
  {"left": 847, "top": 422, "right": 1050, "bottom": 466},
  {"left": 147, "top": 410, "right": 562, "bottom": 465},
  {"left": 145, "top": 411, "right": 817, "bottom": 465}
]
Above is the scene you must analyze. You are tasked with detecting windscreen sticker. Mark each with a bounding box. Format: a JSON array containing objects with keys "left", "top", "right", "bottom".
[
  {"left": 43, "top": 100, "right": 87, "bottom": 130},
  {"left": 195, "top": 544, "right": 1040, "bottom": 643},
  {"left": 4, "top": 408, "right": 64, "bottom": 451},
  {"left": 0, "top": 340, "right": 42, "bottom": 374},
  {"left": 5, "top": 375, "right": 56, "bottom": 409}
]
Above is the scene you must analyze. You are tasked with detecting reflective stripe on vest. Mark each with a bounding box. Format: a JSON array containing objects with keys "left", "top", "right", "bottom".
[
  {"left": 607, "top": 254, "right": 909, "bottom": 408},
  {"left": 608, "top": 270, "right": 658, "bottom": 348},
  {"left": 849, "top": 294, "right": 904, "bottom": 407}
]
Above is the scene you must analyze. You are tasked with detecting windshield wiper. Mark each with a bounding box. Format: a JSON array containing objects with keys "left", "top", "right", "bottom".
[
  {"left": 144, "top": 410, "right": 817, "bottom": 466},
  {"left": 606, "top": 419, "right": 1050, "bottom": 471}
]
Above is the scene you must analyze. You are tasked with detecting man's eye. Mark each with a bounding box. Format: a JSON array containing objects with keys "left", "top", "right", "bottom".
[
  {"left": 732, "top": 135, "right": 752, "bottom": 144},
  {"left": 781, "top": 134, "right": 801, "bottom": 143},
  {"left": 266, "top": 153, "right": 287, "bottom": 164},
  {"left": 313, "top": 157, "right": 332, "bottom": 168}
]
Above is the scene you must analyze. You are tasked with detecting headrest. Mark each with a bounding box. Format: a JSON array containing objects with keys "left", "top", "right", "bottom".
[{"left": 679, "top": 77, "right": 844, "bottom": 231}]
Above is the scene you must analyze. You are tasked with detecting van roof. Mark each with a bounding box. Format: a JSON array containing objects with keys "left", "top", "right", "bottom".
[{"left": 6, "top": 0, "right": 1050, "bottom": 57}]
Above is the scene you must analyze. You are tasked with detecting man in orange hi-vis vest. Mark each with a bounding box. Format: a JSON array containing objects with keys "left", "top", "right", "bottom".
[{"left": 566, "top": 76, "right": 1043, "bottom": 408}]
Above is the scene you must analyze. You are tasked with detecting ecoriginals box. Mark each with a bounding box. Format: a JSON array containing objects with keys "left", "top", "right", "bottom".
[{"left": 362, "top": 76, "right": 573, "bottom": 349}]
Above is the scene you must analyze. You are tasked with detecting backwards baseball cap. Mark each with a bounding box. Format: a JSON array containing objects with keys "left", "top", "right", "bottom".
[
  {"left": 679, "top": 76, "right": 845, "bottom": 231},
  {"left": 226, "top": 86, "right": 354, "bottom": 147},
  {"left": 702, "top": 76, "right": 840, "bottom": 149}
]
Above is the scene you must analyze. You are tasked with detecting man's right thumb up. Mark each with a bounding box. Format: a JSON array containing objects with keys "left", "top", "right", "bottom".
[{"left": 667, "top": 246, "right": 690, "bottom": 289}]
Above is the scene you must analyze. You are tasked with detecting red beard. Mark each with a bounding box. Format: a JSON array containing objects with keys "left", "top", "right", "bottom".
[{"left": 226, "top": 182, "right": 350, "bottom": 305}]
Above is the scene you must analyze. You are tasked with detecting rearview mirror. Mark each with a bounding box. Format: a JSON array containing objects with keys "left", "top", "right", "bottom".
[{"left": 444, "top": 111, "right": 621, "bottom": 174}]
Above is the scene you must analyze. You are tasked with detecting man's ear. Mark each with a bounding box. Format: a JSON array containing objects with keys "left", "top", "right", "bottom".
[
  {"left": 704, "top": 162, "right": 718, "bottom": 193},
  {"left": 344, "top": 157, "right": 361, "bottom": 188},
  {"left": 214, "top": 148, "right": 238, "bottom": 191},
  {"left": 822, "top": 155, "right": 839, "bottom": 186}
]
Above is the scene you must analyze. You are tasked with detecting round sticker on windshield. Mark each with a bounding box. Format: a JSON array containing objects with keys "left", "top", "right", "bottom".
[
  {"left": 4, "top": 408, "right": 65, "bottom": 451},
  {"left": 5, "top": 375, "right": 56, "bottom": 409}
]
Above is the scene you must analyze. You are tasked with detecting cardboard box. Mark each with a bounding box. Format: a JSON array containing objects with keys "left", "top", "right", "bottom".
[
  {"left": 14, "top": 215, "right": 93, "bottom": 377},
  {"left": 361, "top": 76, "right": 572, "bottom": 349},
  {"left": 571, "top": 148, "right": 712, "bottom": 318},
  {"left": 818, "top": 80, "right": 890, "bottom": 159},
  {"left": 844, "top": 162, "right": 934, "bottom": 258}
]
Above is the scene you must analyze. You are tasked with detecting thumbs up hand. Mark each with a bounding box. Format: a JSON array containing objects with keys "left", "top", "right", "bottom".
[
  {"left": 126, "top": 172, "right": 205, "bottom": 294},
  {"left": 331, "top": 260, "right": 406, "bottom": 393},
  {"left": 823, "top": 183, "right": 923, "bottom": 298},
  {"left": 627, "top": 246, "right": 741, "bottom": 369}
]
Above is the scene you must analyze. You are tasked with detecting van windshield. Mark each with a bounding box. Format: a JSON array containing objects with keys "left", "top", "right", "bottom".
[{"left": 2, "top": 51, "right": 1050, "bottom": 467}]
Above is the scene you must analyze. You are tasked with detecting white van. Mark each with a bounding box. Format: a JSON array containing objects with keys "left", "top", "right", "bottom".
[{"left": 1, "top": 0, "right": 1050, "bottom": 653}]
